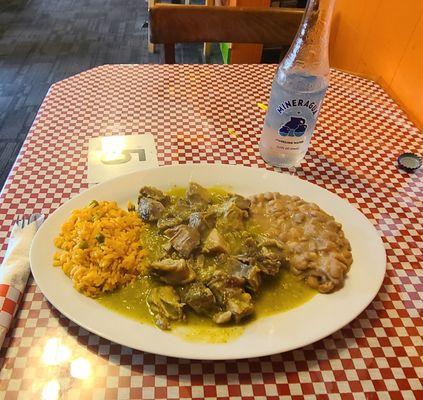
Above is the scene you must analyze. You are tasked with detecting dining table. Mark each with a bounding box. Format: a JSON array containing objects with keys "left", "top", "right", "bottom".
[{"left": 0, "top": 64, "right": 422, "bottom": 399}]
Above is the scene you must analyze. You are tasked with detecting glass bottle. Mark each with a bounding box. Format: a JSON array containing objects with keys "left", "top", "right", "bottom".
[{"left": 259, "top": 0, "right": 336, "bottom": 167}]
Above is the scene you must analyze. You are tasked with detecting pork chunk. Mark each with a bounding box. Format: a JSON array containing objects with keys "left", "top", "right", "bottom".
[
  {"left": 179, "top": 282, "right": 218, "bottom": 316},
  {"left": 186, "top": 182, "right": 211, "bottom": 209},
  {"left": 207, "top": 271, "right": 254, "bottom": 323},
  {"left": 166, "top": 225, "right": 201, "bottom": 258},
  {"left": 202, "top": 228, "right": 228, "bottom": 254},
  {"left": 138, "top": 198, "right": 165, "bottom": 222},
  {"left": 147, "top": 286, "right": 184, "bottom": 330},
  {"left": 138, "top": 186, "right": 169, "bottom": 204},
  {"left": 150, "top": 259, "right": 196, "bottom": 285}
]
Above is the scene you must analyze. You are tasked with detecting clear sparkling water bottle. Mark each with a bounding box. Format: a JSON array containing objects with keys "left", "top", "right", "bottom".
[{"left": 260, "top": 0, "right": 335, "bottom": 168}]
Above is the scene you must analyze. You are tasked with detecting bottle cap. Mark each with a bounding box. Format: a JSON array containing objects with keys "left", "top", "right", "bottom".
[{"left": 397, "top": 153, "right": 422, "bottom": 172}]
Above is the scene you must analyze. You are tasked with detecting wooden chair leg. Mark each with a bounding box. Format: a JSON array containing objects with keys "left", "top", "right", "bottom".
[
  {"left": 148, "top": 42, "right": 156, "bottom": 53},
  {"left": 203, "top": 43, "right": 212, "bottom": 61},
  {"left": 148, "top": 0, "right": 156, "bottom": 53},
  {"left": 164, "top": 44, "right": 176, "bottom": 64},
  {"left": 202, "top": 0, "right": 214, "bottom": 61}
]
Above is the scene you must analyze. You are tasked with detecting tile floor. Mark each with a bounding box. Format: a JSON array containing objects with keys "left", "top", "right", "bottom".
[{"left": 0, "top": 0, "right": 221, "bottom": 189}]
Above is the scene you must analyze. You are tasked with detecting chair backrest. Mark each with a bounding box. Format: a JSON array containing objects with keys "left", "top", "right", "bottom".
[{"left": 149, "top": 4, "right": 304, "bottom": 63}]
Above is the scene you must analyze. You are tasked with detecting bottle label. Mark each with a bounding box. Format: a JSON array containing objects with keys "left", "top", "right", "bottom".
[{"left": 271, "top": 98, "right": 320, "bottom": 153}]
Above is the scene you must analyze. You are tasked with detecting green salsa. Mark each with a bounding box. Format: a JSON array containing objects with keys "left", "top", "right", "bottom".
[
  {"left": 96, "top": 186, "right": 317, "bottom": 343},
  {"left": 97, "top": 271, "right": 316, "bottom": 343}
]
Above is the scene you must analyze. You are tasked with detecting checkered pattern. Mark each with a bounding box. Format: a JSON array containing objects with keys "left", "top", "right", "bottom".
[
  {"left": 0, "top": 284, "right": 21, "bottom": 328},
  {"left": 0, "top": 65, "right": 422, "bottom": 399}
]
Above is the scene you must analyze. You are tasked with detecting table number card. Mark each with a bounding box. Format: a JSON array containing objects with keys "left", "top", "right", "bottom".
[{"left": 87, "top": 134, "right": 159, "bottom": 184}]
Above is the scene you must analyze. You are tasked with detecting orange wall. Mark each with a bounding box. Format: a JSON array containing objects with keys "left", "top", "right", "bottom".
[
  {"left": 329, "top": 0, "right": 423, "bottom": 130},
  {"left": 228, "top": 0, "right": 271, "bottom": 64}
]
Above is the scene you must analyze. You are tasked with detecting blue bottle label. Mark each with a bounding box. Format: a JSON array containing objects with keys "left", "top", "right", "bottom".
[
  {"left": 276, "top": 99, "right": 318, "bottom": 136},
  {"left": 273, "top": 99, "right": 319, "bottom": 151}
]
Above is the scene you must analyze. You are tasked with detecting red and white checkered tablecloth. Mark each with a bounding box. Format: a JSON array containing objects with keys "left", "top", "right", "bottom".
[{"left": 0, "top": 64, "right": 422, "bottom": 399}]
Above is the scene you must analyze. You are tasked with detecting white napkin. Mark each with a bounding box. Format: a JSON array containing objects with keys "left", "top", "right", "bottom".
[{"left": 0, "top": 215, "right": 44, "bottom": 347}]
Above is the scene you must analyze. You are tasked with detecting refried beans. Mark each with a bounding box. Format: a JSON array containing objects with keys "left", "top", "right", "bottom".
[{"left": 250, "top": 192, "right": 353, "bottom": 293}]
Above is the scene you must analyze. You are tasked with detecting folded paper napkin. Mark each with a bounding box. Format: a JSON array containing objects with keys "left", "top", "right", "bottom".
[{"left": 0, "top": 215, "right": 44, "bottom": 348}]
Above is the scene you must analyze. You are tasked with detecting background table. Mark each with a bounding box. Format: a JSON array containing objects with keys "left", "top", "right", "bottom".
[{"left": 0, "top": 65, "right": 422, "bottom": 399}]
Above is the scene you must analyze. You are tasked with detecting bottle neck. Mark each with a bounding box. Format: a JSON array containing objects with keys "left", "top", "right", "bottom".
[{"left": 280, "top": 0, "right": 335, "bottom": 78}]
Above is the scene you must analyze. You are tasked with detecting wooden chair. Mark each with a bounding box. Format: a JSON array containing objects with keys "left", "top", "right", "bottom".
[
  {"left": 149, "top": 4, "right": 304, "bottom": 63},
  {"left": 147, "top": 0, "right": 194, "bottom": 53}
]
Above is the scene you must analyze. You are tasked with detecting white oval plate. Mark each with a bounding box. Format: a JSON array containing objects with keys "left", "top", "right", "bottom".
[{"left": 30, "top": 164, "right": 386, "bottom": 360}]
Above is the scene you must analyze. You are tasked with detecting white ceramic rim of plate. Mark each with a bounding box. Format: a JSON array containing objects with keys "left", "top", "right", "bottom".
[{"left": 30, "top": 164, "right": 386, "bottom": 360}]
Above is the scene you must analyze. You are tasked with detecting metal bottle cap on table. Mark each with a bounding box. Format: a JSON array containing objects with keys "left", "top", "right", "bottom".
[{"left": 397, "top": 153, "right": 422, "bottom": 172}]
